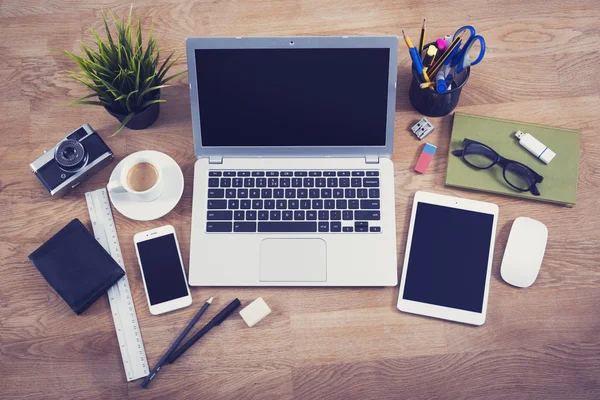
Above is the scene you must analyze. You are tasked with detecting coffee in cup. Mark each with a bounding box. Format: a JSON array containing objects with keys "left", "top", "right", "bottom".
[
  {"left": 126, "top": 162, "right": 159, "bottom": 192},
  {"left": 107, "top": 153, "right": 164, "bottom": 202}
]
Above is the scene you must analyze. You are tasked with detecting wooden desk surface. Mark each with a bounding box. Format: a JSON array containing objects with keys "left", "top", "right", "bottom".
[{"left": 1, "top": 1, "right": 599, "bottom": 399}]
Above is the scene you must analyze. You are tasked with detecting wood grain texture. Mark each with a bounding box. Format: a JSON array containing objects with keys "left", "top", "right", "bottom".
[{"left": 1, "top": 0, "right": 599, "bottom": 399}]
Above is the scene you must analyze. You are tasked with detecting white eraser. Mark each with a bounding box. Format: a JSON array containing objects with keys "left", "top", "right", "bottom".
[{"left": 239, "top": 297, "right": 271, "bottom": 327}]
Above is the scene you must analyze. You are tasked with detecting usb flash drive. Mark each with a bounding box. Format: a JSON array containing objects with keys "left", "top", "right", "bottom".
[{"left": 515, "top": 131, "right": 556, "bottom": 164}]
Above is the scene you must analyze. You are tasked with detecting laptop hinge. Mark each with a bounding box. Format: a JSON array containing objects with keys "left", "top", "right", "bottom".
[
  {"left": 365, "top": 155, "right": 379, "bottom": 164},
  {"left": 208, "top": 156, "right": 223, "bottom": 164}
]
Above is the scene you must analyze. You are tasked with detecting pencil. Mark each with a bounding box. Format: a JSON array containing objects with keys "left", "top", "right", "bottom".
[
  {"left": 140, "top": 296, "right": 214, "bottom": 389},
  {"left": 427, "top": 35, "right": 462, "bottom": 77},
  {"left": 419, "top": 19, "right": 426, "bottom": 54},
  {"left": 402, "top": 30, "right": 414, "bottom": 49},
  {"left": 167, "top": 298, "right": 241, "bottom": 364},
  {"left": 422, "top": 69, "right": 431, "bottom": 83}
]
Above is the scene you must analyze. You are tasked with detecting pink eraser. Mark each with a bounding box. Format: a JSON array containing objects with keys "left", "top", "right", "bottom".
[
  {"left": 415, "top": 153, "right": 433, "bottom": 173},
  {"left": 436, "top": 38, "right": 447, "bottom": 51},
  {"left": 415, "top": 143, "right": 437, "bottom": 174}
]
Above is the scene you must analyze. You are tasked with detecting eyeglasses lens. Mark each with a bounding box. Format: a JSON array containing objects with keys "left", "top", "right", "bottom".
[
  {"left": 504, "top": 162, "right": 535, "bottom": 190},
  {"left": 463, "top": 143, "right": 496, "bottom": 168}
]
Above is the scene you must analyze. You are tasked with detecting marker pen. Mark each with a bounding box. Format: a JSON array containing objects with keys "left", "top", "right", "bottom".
[
  {"left": 423, "top": 45, "right": 437, "bottom": 69},
  {"left": 444, "top": 35, "right": 452, "bottom": 47},
  {"left": 435, "top": 70, "right": 447, "bottom": 93},
  {"left": 409, "top": 47, "right": 427, "bottom": 82}
]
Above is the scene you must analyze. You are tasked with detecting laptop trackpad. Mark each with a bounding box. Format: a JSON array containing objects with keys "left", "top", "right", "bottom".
[{"left": 259, "top": 239, "right": 327, "bottom": 282}]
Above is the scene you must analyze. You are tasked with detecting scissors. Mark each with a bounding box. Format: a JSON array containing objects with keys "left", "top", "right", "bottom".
[{"left": 450, "top": 25, "right": 486, "bottom": 74}]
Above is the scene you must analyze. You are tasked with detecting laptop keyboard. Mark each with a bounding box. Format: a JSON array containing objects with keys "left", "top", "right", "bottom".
[{"left": 205, "top": 170, "right": 381, "bottom": 233}]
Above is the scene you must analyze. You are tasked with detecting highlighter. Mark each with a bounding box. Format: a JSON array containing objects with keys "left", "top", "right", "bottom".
[{"left": 423, "top": 45, "right": 437, "bottom": 69}]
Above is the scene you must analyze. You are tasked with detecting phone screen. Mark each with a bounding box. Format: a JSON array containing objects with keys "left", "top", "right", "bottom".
[{"left": 136, "top": 233, "right": 189, "bottom": 305}]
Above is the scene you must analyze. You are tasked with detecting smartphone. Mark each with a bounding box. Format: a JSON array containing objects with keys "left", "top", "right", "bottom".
[{"left": 133, "top": 225, "right": 192, "bottom": 315}]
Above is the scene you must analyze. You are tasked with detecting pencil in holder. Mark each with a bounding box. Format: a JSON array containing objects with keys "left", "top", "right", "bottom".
[{"left": 409, "top": 65, "right": 470, "bottom": 117}]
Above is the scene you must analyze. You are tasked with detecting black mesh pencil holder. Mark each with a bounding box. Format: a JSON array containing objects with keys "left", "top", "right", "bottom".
[{"left": 408, "top": 65, "right": 470, "bottom": 117}]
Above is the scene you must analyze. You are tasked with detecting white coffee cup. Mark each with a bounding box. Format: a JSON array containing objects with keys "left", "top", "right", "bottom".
[{"left": 107, "top": 154, "right": 163, "bottom": 202}]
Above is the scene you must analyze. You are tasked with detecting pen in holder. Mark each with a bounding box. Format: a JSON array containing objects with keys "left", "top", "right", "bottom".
[{"left": 409, "top": 65, "right": 470, "bottom": 117}]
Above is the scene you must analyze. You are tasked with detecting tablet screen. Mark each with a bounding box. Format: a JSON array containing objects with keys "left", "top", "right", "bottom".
[{"left": 402, "top": 202, "right": 495, "bottom": 313}]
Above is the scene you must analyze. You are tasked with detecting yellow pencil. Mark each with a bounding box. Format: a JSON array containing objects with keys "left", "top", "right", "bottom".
[
  {"left": 420, "top": 81, "right": 436, "bottom": 89},
  {"left": 423, "top": 69, "right": 431, "bottom": 83},
  {"left": 419, "top": 19, "right": 426, "bottom": 54},
  {"left": 402, "top": 30, "right": 414, "bottom": 49}
]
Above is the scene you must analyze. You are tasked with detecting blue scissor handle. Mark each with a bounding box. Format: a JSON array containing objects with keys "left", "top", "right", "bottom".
[
  {"left": 454, "top": 25, "right": 476, "bottom": 42},
  {"left": 466, "top": 35, "right": 486, "bottom": 66},
  {"left": 455, "top": 35, "right": 486, "bottom": 74},
  {"left": 452, "top": 25, "right": 486, "bottom": 73},
  {"left": 449, "top": 25, "right": 475, "bottom": 68}
]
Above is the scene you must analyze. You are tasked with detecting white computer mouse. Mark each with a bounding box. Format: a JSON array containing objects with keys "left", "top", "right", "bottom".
[{"left": 500, "top": 217, "right": 548, "bottom": 288}]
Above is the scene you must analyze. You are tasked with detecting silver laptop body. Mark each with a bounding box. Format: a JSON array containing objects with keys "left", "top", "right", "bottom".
[{"left": 186, "top": 36, "right": 398, "bottom": 286}]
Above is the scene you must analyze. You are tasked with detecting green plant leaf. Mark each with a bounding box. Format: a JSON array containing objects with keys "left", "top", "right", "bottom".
[
  {"left": 135, "top": 51, "right": 141, "bottom": 90},
  {"left": 75, "top": 92, "right": 101, "bottom": 101},
  {"left": 68, "top": 100, "right": 106, "bottom": 106},
  {"left": 139, "top": 84, "right": 169, "bottom": 97},
  {"left": 87, "top": 26, "right": 110, "bottom": 57},
  {"left": 136, "top": 18, "right": 142, "bottom": 54},
  {"left": 140, "top": 98, "right": 166, "bottom": 109},
  {"left": 68, "top": 75, "right": 108, "bottom": 96},
  {"left": 125, "top": 89, "right": 138, "bottom": 112},
  {"left": 156, "top": 43, "right": 183, "bottom": 81},
  {"left": 157, "top": 51, "right": 183, "bottom": 83},
  {"left": 143, "top": 24, "right": 154, "bottom": 62},
  {"left": 108, "top": 9, "right": 119, "bottom": 28},
  {"left": 127, "top": 4, "right": 133, "bottom": 49},
  {"left": 161, "top": 69, "right": 187, "bottom": 84},
  {"left": 62, "top": 51, "right": 87, "bottom": 72},
  {"left": 101, "top": 9, "right": 116, "bottom": 50},
  {"left": 65, "top": 69, "right": 95, "bottom": 81},
  {"left": 61, "top": 92, "right": 107, "bottom": 106},
  {"left": 127, "top": 4, "right": 133, "bottom": 30},
  {"left": 142, "top": 73, "right": 157, "bottom": 85},
  {"left": 111, "top": 112, "right": 135, "bottom": 136}
]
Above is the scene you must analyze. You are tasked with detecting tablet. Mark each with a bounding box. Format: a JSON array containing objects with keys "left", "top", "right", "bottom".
[{"left": 397, "top": 191, "right": 498, "bottom": 326}]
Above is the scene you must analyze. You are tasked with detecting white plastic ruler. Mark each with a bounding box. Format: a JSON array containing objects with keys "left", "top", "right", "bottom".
[{"left": 85, "top": 188, "right": 149, "bottom": 381}]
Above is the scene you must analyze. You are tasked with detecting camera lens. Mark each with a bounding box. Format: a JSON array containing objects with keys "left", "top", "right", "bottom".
[{"left": 55, "top": 139, "right": 87, "bottom": 171}]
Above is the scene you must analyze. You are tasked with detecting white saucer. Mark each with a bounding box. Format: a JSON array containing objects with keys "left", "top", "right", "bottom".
[{"left": 107, "top": 150, "right": 184, "bottom": 221}]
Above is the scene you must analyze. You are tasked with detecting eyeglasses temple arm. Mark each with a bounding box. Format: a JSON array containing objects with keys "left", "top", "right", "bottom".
[{"left": 451, "top": 150, "right": 464, "bottom": 157}]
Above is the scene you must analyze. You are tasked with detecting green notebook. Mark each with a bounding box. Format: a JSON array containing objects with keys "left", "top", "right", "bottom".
[{"left": 446, "top": 112, "right": 581, "bottom": 206}]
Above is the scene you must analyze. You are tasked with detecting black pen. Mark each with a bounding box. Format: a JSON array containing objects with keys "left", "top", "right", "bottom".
[
  {"left": 140, "top": 296, "right": 214, "bottom": 389},
  {"left": 167, "top": 298, "right": 241, "bottom": 364}
]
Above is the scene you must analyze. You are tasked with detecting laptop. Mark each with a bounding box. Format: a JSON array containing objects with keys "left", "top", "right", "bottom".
[{"left": 186, "top": 36, "right": 398, "bottom": 286}]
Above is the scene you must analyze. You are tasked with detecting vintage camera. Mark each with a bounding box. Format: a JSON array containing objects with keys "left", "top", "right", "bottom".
[{"left": 30, "top": 124, "right": 114, "bottom": 197}]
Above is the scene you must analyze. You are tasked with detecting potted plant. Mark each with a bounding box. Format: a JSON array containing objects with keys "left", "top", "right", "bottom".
[{"left": 61, "top": 5, "right": 185, "bottom": 135}]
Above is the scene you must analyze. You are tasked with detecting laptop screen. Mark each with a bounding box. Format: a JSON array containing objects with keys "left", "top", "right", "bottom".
[{"left": 194, "top": 48, "right": 390, "bottom": 147}]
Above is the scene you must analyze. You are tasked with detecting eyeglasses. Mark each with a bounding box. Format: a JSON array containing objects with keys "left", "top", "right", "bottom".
[{"left": 452, "top": 138, "right": 544, "bottom": 195}]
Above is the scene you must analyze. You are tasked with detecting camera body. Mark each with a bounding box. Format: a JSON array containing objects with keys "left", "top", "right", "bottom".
[{"left": 30, "top": 124, "right": 114, "bottom": 197}]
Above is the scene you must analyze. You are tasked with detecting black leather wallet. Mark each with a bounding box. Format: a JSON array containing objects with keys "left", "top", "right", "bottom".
[{"left": 28, "top": 218, "right": 125, "bottom": 314}]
